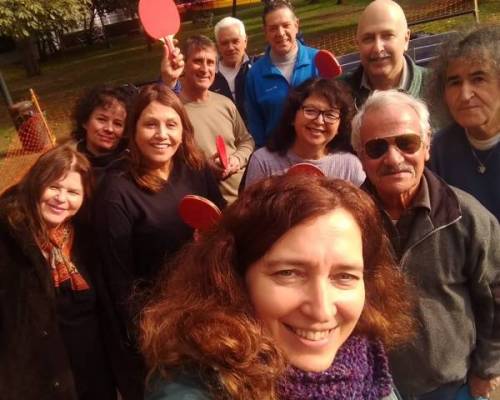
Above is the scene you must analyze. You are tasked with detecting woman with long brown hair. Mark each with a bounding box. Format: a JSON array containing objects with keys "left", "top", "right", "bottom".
[
  {"left": 0, "top": 144, "right": 115, "bottom": 400},
  {"left": 93, "top": 83, "right": 224, "bottom": 396},
  {"left": 140, "top": 174, "right": 414, "bottom": 400}
]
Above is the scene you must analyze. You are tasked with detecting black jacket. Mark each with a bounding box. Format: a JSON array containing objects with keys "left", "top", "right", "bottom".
[{"left": 210, "top": 57, "right": 255, "bottom": 123}]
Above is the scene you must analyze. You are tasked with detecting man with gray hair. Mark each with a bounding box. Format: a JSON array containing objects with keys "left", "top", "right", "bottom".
[
  {"left": 343, "top": 0, "right": 427, "bottom": 107},
  {"left": 211, "top": 16, "right": 254, "bottom": 121},
  {"left": 352, "top": 89, "right": 500, "bottom": 400},
  {"left": 160, "top": 16, "right": 253, "bottom": 122}
]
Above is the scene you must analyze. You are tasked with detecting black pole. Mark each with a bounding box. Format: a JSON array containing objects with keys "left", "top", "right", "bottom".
[{"left": 232, "top": 0, "right": 236, "bottom": 17}]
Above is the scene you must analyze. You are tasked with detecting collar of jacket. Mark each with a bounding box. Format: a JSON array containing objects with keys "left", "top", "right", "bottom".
[
  {"left": 260, "top": 40, "right": 315, "bottom": 77},
  {"left": 362, "top": 167, "right": 462, "bottom": 230}
]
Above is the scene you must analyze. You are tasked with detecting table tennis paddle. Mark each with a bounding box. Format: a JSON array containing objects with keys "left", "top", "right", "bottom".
[
  {"left": 286, "top": 163, "right": 325, "bottom": 177},
  {"left": 315, "top": 49, "right": 342, "bottom": 79},
  {"left": 179, "top": 195, "right": 221, "bottom": 232},
  {"left": 215, "top": 135, "right": 229, "bottom": 169},
  {"left": 138, "top": 0, "right": 180, "bottom": 55}
]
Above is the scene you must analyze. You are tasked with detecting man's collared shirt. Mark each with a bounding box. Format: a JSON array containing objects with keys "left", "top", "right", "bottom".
[{"left": 360, "top": 57, "right": 409, "bottom": 91}]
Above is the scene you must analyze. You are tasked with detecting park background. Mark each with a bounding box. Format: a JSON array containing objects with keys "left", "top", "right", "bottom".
[{"left": 0, "top": 1, "right": 500, "bottom": 397}]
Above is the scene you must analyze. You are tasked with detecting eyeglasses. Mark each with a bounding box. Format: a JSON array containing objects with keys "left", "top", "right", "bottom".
[
  {"left": 301, "top": 106, "right": 340, "bottom": 124},
  {"left": 363, "top": 134, "right": 423, "bottom": 159}
]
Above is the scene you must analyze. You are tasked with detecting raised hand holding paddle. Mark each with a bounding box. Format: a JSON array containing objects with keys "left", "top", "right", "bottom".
[{"left": 139, "top": 0, "right": 180, "bottom": 57}]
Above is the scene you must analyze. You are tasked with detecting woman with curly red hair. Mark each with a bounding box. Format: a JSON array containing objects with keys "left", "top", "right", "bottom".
[{"left": 140, "top": 174, "right": 414, "bottom": 400}]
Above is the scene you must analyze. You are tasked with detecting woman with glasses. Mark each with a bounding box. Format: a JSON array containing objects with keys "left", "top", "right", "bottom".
[{"left": 243, "top": 77, "right": 365, "bottom": 189}]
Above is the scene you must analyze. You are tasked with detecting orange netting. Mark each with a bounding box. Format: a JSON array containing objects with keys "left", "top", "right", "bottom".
[
  {"left": 306, "top": 0, "right": 477, "bottom": 55},
  {"left": 0, "top": 89, "right": 56, "bottom": 194}
]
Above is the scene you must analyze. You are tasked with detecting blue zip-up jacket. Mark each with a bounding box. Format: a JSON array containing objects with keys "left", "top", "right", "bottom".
[{"left": 244, "top": 41, "right": 318, "bottom": 147}]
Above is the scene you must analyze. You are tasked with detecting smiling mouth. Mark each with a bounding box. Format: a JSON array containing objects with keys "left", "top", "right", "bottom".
[
  {"left": 285, "top": 324, "right": 336, "bottom": 341},
  {"left": 151, "top": 143, "right": 172, "bottom": 150},
  {"left": 47, "top": 204, "right": 68, "bottom": 213}
]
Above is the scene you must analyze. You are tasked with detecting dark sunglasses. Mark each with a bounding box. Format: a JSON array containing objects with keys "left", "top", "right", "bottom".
[{"left": 364, "top": 134, "right": 422, "bottom": 159}]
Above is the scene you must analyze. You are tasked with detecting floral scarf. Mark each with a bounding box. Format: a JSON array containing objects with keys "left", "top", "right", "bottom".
[{"left": 40, "top": 223, "right": 89, "bottom": 291}]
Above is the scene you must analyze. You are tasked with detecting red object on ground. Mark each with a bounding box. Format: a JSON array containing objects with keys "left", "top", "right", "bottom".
[
  {"left": 286, "top": 163, "right": 325, "bottom": 177},
  {"left": 179, "top": 195, "right": 221, "bottom": 231},
  {"left": 315, "top": 49, "right": 342, "bottom": 79}
]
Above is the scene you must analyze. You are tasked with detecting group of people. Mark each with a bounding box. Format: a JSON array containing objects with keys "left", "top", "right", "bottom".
[{"left": 0, "top": 0, "right": 499, "bottom": 400}]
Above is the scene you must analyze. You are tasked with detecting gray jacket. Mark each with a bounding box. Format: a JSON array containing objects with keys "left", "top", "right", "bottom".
[{"left": 364, "top": 169, "right": 500, "bottom": 395}]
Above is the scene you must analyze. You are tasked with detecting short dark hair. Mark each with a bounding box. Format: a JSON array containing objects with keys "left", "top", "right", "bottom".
[
  {"left": 182, "top": 35, "right": 217, "bottom": 60},
  {"left": 268, "top": 77, "right": 355, "bottom": 154},
  {"left": 427, "top": 25, "right": 500, "bottom": 123},
  {"left": 72, "top": 84, "right": 134, "bottom": 142},
  {"left": 262, "top": 0, "right": 296, "bottom": 25}
]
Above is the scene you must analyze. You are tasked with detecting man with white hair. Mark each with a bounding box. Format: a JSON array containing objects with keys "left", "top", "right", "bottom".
[
  {"left": 352, "top": 90, "right": 500, "bottom": 400},
  {"left": 211, "top": 16, "right": 254, "bottom": 121},
  {"left": 343, "top": 0, "right": 427, "bottom": 107},
  {"left": 160, "top": 16, "right": 253, "bottom": 122}
]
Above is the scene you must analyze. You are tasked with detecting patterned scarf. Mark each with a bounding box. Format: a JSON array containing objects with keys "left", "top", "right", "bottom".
[
  {"left": 40, "top": 223, "right": 90, "bottom": 291},
  {"left": 277, "top": 335, "right": 393, "bottom": 400}
]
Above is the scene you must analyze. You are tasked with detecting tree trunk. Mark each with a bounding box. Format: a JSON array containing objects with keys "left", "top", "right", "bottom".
[{"left": 17, "top": 38, "right": 41, "bottom": 77}]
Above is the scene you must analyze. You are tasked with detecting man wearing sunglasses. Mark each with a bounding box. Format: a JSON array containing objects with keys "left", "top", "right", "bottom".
[
  {"left": 351, "top": 90, "right": 500, "bottom": 400},
  {"left": 343, "top": 0, "right": 426, "bottom": 109}
]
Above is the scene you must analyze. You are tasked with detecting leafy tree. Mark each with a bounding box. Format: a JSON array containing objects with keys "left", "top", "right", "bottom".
[{"left": 0, "top": 0, "right": 90, "bottom": 76}]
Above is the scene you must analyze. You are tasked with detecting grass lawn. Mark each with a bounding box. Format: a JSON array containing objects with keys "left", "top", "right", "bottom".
[{"left": 0, "top": 0, "right": 499, "bottom": 144}]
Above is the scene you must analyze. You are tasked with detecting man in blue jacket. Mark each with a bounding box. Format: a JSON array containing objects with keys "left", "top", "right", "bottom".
[{"left": 245, "top": 0, "right": 318, "bottom": 147}]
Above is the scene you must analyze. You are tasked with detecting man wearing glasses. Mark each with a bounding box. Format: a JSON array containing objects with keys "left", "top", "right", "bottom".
[{"left": 351, "top": 90, "right": 500, "bottom": 400}]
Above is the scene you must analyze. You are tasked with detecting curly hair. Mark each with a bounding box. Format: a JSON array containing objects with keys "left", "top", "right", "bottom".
[
  {"left": 126, "top": 83, "right": 206, "bottom": 192},
  {"left": 268, "top": 77, "right": 355, "bottom": 154},
  {"left": 71, "top": 84, "right": 134, "bottom": 142},
  {"left": 0, "top": 144, "right": 93, "bottom": 243},
  {"left": 140, "top": 174, "right": 414, "bottom": 399},
  {"left": 427, "top": 25, "right": 500, "bottom": 124}
]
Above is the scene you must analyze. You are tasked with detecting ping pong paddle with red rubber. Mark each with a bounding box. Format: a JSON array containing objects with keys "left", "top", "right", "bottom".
[
  {"left": 286, "top": 163, "right": 325, "bottom": 177},
  {"left": 215, "top": 135, "right": 229, "bottom": 169},
  {"left": 315, "top": 49, "right": 342, "bottom": 79},
  {"left": 179, "top": 195, "right": 221, "bottom": 232},
  {"left": 138, "top": 0, "right": 180, "bottom": 56}
]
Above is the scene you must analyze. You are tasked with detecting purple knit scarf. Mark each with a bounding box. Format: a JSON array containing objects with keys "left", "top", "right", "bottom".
[{"left": 277, "top": 335, "right": 393, "bottom": 400}]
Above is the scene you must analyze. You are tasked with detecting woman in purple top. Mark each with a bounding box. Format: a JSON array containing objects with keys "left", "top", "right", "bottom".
[{"left": 244, "top": 77, "right": 365, "bottom": 189}]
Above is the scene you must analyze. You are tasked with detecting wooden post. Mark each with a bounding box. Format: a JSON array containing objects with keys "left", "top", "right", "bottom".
[{"left": 473, "top": 0, "right": 480, "bottom": 23}]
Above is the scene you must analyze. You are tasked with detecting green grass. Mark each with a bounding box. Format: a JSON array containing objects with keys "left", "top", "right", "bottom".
[{"left": 0, "top": 0, "right": 499, "bottom": 143}]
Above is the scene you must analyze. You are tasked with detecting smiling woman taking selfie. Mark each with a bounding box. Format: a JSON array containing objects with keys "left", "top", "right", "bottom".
[
  {"left": 0, "top": 144, "right": 116, "bottom": 400},
  {"left": 140, "top": 174, "right": 413, "bottom": 400}
]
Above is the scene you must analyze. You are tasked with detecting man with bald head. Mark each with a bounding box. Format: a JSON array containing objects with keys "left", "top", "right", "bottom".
[{"left": 343, "top": 0, "right": 427, "bottom": 107}]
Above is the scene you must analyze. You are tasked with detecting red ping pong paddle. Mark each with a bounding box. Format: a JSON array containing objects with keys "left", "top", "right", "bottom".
[
  {"left": 216, "top": 135, "right": 229, "bottom": 169},
  {"left": 315, "top": 50, "right": 342, "bottom": 79},
  {"left": 286, "top": 163, "right": 325, "bottom": 178},
  {"left": 138, "top": 0, "right": 180, "bottom": 55},
  {"left": 179, "top": 195, "right": 221, "bottom": 232}
]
